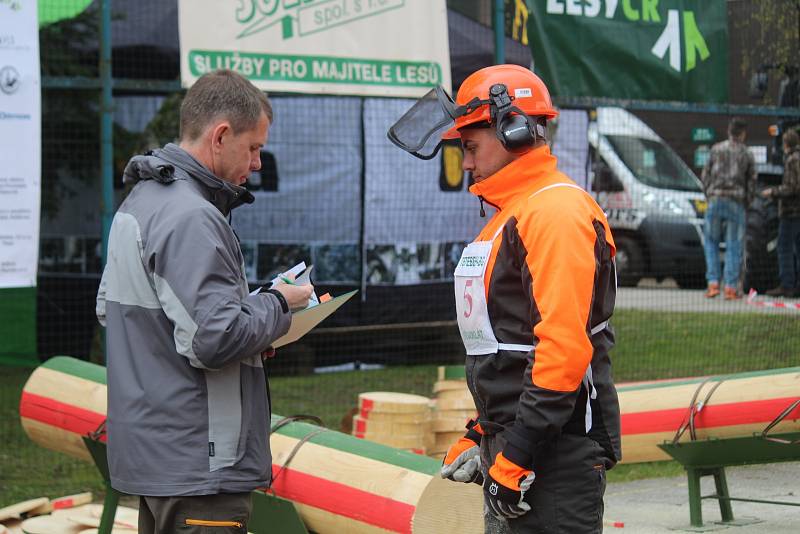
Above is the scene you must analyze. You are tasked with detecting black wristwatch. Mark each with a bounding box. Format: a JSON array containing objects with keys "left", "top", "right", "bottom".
[{"left": 265, "top": 289, "right": 289, "bottom": 314}]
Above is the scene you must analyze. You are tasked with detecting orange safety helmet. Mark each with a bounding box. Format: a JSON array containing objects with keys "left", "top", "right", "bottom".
[{"left": 442, "top": 64, "right": 558, "bottom": 139}]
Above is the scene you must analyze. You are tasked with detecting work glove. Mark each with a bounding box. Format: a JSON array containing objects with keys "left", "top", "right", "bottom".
[
  {"left": 440, "top": 420, "right": 484, "bottom": 484},
  {"left": 484, "top": 446, "right": 535, "bottom": 519}
]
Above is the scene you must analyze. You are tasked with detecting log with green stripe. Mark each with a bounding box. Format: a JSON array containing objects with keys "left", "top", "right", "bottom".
[{"left": 19, "top": 357, "right": 484, "bottom": 534}]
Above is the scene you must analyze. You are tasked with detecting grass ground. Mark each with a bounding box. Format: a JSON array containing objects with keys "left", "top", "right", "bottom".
[{"left": 1, "top": 308, "right": 797, "bottom": 506}]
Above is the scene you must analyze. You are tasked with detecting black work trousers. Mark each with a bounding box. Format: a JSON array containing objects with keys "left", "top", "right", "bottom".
[
  {"left": 138, "top": 492, "right": 252, "bottom": 534},
  {"left": 481, "top": 432, "right": 608, "bottom": 534}
]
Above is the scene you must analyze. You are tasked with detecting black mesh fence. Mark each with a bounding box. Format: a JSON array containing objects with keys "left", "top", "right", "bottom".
[{"left": 2, "top": 0, "right": 800, "bottom": 509}]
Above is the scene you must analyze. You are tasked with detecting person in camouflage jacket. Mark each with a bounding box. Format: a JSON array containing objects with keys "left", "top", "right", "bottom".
[
  {"left": 762, "top": 129, "right": 800, "bottom": 297},
  {"left": 700, "top": 118, "right": 756, "bottom": 299}
]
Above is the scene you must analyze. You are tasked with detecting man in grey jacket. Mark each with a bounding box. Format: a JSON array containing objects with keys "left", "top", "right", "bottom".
[{"left": 96, "top": 69, "right": 313, "bottom": 533}]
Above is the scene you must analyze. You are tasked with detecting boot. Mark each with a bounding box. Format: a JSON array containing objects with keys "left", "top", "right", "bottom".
[
  {"left": 704, "top": 282, "right": 720, "bottom": 298},
  {"left": 724, "top": 286, "right": 741, "bottom": 300},
  {"left": 765, "top": 286, "right": 790, "bottom": 297}
]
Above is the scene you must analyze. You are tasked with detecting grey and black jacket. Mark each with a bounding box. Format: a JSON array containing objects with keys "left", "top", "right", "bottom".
[
  {"left": 96, "top": 143, "right": 290, "bottom": 496},
  {"left": 773, "top": 147, "right": 800, "bottom": 219}
]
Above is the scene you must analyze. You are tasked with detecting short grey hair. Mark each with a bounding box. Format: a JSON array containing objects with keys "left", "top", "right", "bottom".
[{"left": 179, "top": 69, "right": 272, "bottom": 142}]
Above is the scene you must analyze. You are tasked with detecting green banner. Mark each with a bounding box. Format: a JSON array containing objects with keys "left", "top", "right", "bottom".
[
  {"left": 0, "top": 287, "right": 37, "bottom": 367},
  {"left": 527, "top": 0, "right": 728, "bottom": 102},
  {"left": 188, "top": 50, "right": 443, "bottom": 88}
]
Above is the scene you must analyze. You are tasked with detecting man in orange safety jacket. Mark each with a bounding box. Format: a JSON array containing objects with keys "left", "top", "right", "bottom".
[{"left": 389, "top": 64, "right": 621, "bottom": 533}]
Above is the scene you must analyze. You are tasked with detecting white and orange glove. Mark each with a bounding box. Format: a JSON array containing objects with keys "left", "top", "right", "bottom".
[{"left": 440, "top": 420, "right": 484, "bottom": 484}]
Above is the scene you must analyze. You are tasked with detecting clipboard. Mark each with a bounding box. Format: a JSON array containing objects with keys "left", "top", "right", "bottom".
[{"left": 272, "top": 290, "right": 358, "bottom": 348}]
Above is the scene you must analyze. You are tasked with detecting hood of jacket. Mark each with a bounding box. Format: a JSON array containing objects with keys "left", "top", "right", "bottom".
[
  {"left": 122, "top": 143, "right": 254, "bottom": 215},
  {"left": 468, "top": 145, "right": 561, "bottom": 211}
]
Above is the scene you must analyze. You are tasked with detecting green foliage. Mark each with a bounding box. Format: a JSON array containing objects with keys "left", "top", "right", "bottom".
[
  {"left": 37, "top": 6, "right": 141, "bottom": 219},
  {"left": 136, "top": 93, "right": 184, "bottom": 152},
  {"left": 736, "top": 1, "right": 800, "bottom": 103}
]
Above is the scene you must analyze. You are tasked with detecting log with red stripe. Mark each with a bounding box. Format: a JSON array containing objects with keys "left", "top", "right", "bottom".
[
  {"left": 618, "top": 366, "right": 800, "bottom": 462},
  {"left": 19, "top": 357, "right": 484, "bottom": 534}
]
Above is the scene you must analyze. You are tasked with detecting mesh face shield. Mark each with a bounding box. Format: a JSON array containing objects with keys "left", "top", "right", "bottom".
[{"left": 387, "top": 87, "right": 460, "bottom": 160}]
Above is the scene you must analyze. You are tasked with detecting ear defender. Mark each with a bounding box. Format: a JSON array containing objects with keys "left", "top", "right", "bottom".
[
  {"left": 499, "top": 113, "right": 536, "bottom": 153},
  {"left": 488, "top": 83, "right": 541, "bottom": 154}
]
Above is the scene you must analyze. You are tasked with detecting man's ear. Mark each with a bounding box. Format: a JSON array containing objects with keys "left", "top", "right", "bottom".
[{"left": 211, "top": 121, "right": 232, "bottom": 152}]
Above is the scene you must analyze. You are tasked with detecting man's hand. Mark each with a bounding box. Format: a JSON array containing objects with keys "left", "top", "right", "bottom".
[
  {"left": 484, "top": 451, "right": 534, "bottom": 519},
  {"left": 760, "top": 187, "right": 774, "bottom": 198},
  {"left": 440, "top": 420, "right": 484, "bottom": 484},
  {"left": 275, "top": 283, "right": 314, "bottom": 310}
]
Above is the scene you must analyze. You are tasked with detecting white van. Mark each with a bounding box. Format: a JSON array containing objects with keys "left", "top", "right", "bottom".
[{"left": 587, "top": 107, "right": 707, "bottom": 287}]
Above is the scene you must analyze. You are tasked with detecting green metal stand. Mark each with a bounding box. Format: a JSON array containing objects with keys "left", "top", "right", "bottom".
[
  {"left": 82, "top": 437, "right": 121, "bottom": 534},
  {"left": 249, "top": 491, "right": 309, "bottom": 534},
  {"left": 685, "top": 467, "right": 734, "bottom": 527},
  {"left": 659, "top": 432, "right": 800, "bottom": 529}
]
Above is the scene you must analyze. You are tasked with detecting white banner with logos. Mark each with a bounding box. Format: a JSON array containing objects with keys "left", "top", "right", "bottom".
[
  {"left": 178, "top": 0, "right": 451, "bottom": 98},
  {"left": 0, "top": 1, "right": 40, "bottom": 288}
]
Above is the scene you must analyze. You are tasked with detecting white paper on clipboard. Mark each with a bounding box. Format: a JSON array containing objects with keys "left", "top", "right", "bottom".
[{"left": 272, "top": 290, "right": 358, "bottom": 348}]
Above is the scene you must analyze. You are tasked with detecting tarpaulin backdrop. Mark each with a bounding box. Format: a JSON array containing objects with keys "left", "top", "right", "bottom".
[{"left": 527, "top": 0, "right": 728, "bottom": 103}]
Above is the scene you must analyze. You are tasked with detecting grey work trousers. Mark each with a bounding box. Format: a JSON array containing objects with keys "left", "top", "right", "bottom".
[
  {"left": 481, "top": 432, "right": 608, "bottom": 534},
  {"left": 138, "top": 492, "right": 252, "bottom": 534}
]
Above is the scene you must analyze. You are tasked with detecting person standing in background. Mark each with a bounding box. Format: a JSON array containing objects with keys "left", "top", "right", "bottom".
[
  {"left": 762, "top": 129, "right": 800, "bottom": 298},
  {"left": 700, "top": 117, "right": 757, "bottom": 300}
]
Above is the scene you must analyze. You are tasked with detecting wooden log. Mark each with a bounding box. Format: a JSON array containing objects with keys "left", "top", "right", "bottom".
[
  {"left": 431, "top": 396, "right": 476, "bottom": 411},
  {"left": 19, "top": 357, "right": 107, "bottom": 463},
  {"left": 357, "top": 410, "right": 431, "bottom": 424},
  {"left": 433, "top": 392, "right": 474, "bottom": 406},
  {"left": 617, "top": 367, "right": 800, "bottom": 462},
  {"left": 0, "top": 519, "right": 22, "bottom": 534},
  {"left": 53, "top": 504, "right": 138, "bottom": 530},
  {"left": 20, "top": 357, "right": 485, "bottom": 534},
  {"left": 19, "top": 515, "right": 85, "bottom": 534},
  {"left": 0, "top": 499, "right": 48, "bottom": 523},
  {"left": 427, "top": 366, "right": 800, "bottom": 463},
  {"left": 358, "top": 392, "right": 432, "bottom": 414},
  {"left": 352, "top": 415, "right": 430, "bottom": 437},
  {"left": 432, "top": 380, "right": 469, "bottom": 394}
]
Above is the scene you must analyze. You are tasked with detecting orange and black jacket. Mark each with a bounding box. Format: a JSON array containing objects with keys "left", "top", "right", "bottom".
[{"left": 466, "top": 145, "right": 621, "bottom": 466}]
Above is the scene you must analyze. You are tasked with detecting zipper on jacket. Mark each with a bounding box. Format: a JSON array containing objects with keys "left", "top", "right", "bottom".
[
  {"left": 185, "top": 518, "right": 243, "bottom": 528},
  {"left": 478, "top": 195, "right": 500, "bottom": 217}
]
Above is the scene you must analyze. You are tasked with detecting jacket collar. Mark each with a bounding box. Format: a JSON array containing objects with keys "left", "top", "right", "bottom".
[
  {"left": 159, "top": 144, "right": 254, "bottom": 215},
  {"left": 468, "top": 145, "right": 559, "bottom": 210}
]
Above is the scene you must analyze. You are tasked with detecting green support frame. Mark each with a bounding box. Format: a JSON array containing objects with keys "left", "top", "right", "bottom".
[{"left": 659, "top": 432, "right": 800, "bottom": 529}]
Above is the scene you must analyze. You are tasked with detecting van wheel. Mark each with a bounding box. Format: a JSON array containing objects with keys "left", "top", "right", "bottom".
[{"left": 614, "top": 236, "right": 643, "bottom": 287}]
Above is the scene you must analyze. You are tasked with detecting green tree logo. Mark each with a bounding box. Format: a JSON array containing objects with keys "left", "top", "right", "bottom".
[{"left": 651, "top": 9, "right": 710, "bottom": 72}]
